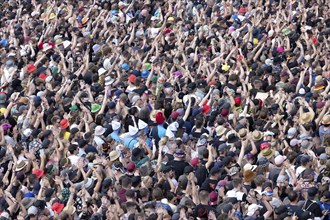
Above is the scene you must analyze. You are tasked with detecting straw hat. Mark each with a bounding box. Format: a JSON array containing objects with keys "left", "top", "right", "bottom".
[
  {"left": 260, "top": 147, "right": 274, "bottom": 159},
  {"left": 16, "top": 160, "right": 28, "bottom": 172},
  {"left": 84, "top": 178, "right": 95, "bottom": 190},
  {"left": 322, "top": 115, "right": 330, "bottom": 125},
  {"left": 63, "top": 205, "right": 76, "bottom": 215},
  {"left": 300, "top": 112, "right": 314, "bottom": 124},
  {"left": 238, "top": 128, "right": 247, "bottom": 139},
  {"left": 252, "top": 130, "right": 263, "bottom": 141},
  {"left": 215, "top": 125, "right": 227, "bottom": 137},
  {"left": 109, "top": 150, "right": 120, "bottom": 162}
]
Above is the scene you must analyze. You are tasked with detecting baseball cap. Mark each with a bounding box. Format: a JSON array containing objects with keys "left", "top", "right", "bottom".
[
  {"left": 210, "top": 167, "right": 221, "bottom": 175},
  {"left": 287, "top": 127, "right": 297, "bottom": 138},
  {"left": 262, "top": 187, "right": 273, "bottom": 196},
  {"left": 274, "top": 155, "right": 287, "bottom": 166},
  {"left": 289, "top": 138, "right": 301, "bottom": 147}
]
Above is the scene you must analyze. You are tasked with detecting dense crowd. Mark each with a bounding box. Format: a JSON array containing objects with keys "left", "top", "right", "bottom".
[{"left": 0, "top": 0, "right": 329, "bottom": 219}]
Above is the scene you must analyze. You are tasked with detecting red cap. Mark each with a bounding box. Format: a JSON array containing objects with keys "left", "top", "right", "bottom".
[
  {"left": 239, "top": 8, "right": 247, "bottom": 13},
  {"left": 312, "top": 37, "right": 318, "bottom": 44},
  {"left": 52, "top": 202, "right": 64, "bottom": 214},
  {"left": 38, "top": 42, "right": 44, "bottom": 49},
  {"left": 236, "top": 54, "right": 244, "bottom": 60},
  {"left": 234, "top": 97, "right": 241, "bottom": 105},
  {"left": 280, "top": 71, "right": 288, "bottom": 77},
  {"left": 202, "top": 105, "right": 211, "bottom": 114},
  {"left": 260, "top": 142, "right": 271, "bottom": 151},
  {"left": 126, "top": 162, "right": 136, "bottom": 172},
  {"left": 39, "top": 74, "right": 47, "bottom": 81},
  {"left": 128, "top": 75, "right": 136, "bottom": 84},
  {"left": 208, "top": 81, "right": 217, "bottom": 86},
  {"left": 171, "top": 111, "right": 180, "bottom": 120},
  {"left": 164, "top": 28, "right": 172, "bottom": 34},
  {"left": 27, "top": 64, "right": 37, "bottom": 74},
  {"left": 209, "top": 191, "right": 218, "bottom": 205},
  {"left": 155, "top": 112, "right": 165, "bottom": 125},
  {"left": 317, "top": 101, "right": 325, "bottom": 109},
  {"left": 32, "top": 169, "right": 44, "bottom": 179},
  {"left": 191, "top": 158, "right": 199, "bottom": 167},
  {"left": 60, "top": 119, "right": 70, "bottom": 129},
  {"left": 221, "top": 108, "right": 229, "bottom": 117}
]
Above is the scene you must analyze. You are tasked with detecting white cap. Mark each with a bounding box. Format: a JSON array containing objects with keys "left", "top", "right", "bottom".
[
  {"left": 298, "top": 88, "right": 306, "bottom": 95},
  {"left": 287, "top": 127, "right": 297, "bottom": 138},
  {"left": 104, "top": 76, "right": 115, "bottom": 86},
  {"left": 265, "top": 58, "right": 273, "bottom": 66},
  {"left": 23, "top": 128, "right": 33, "bottom": 137},
  {"left": 247, "top": 204, "right": 263, "bottom": 216},
  {"left": 37, "top": 91, "right": 45, "bottom": 97},
  {"left": 63, "top": 40, "right": 71, "bottom": 49},
  {"left": 98, "top": 68, "right": 107, "bottom": 76},
  {"left": 28, "top": 206, "right": 38, "bottom": 216},
  {"left": 111, "top": 121, "right": 121, "bottom": 130},
  {"left": 243, "top": 163, "right": 257, "bottom": 171},
  {"left": 274, "top": 155, "right": 287, "bottom": 166},
  {"left": 128, "top": 125, "right": 139, "bottom": 136},
  {"left": 304, "top": 55, "right": 311, "bottom": 61},
  {"left": 69, "top": 124, "right": 79, "bottom": 130},
  {"left": 42, "top": 43, "right": 53, "bottom": 52},
  {"left": 138, "top": 119, "right": 148, "bottom": 130},
  {"left": 20, "top": 49, "right": 27, "bottom": 57},
  {"left": 0, "top": 211, "right": 9, "bottom": 218}
]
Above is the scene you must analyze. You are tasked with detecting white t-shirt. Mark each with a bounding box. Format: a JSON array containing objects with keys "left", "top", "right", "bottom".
[
  {"left": 226, "top": 190, "right": 245, "bottom": 201},
  {"left": 93, "top": 136, "right": 105, "bottom": 147},
  {"left": 68, "top": 155, "right": 80, "bottom": 166},
  {"left": 296, "top": 166, "right": 306, "bottom": 177}
]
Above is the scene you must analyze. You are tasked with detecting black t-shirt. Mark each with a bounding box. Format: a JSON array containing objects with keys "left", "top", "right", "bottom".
[
  {"left": 195, "top": 165, "right": 208, "bottom": 187},
  {"left": 302, "top": 199, "right": 322, "bottom": 217},
  {"left": 165, "top": 153, "right": 174, "bottom": 162},
  {"left": 166, "top": 160, "right": 189, "bottom": 178},
  {"left": 191, "top": 127, "right": 209, "bottom": 139},
  {"left": 278, "top": 204, "right": 303, "bottom": 219},
  {"left": 193, "top": 204, "right": 217, "bottom": 219},
  {"left": 132, "top": 85, "right": 148, "bottom": 96},
  {"left": 164, "top": 97, "right": 173, "bottom": 105},
  {"left": 201, "top": 178, "right": 218, "bottom": 192},
  {"left": 243, "top": 182, "right": 256, "bottom": 194},
  {"left": 162, "top": 180, "right": 171, "bottom": 194},
  {"left": 200, "top": 160, "right": 214, "bottom": 171}
]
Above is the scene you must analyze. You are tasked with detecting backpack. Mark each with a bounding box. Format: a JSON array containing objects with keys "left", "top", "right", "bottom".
[
  {"left": 302, "top": 199, "right": 315, "bottom": 212},
  {"left": 150, "top": 126, "right": 160, "bottom": 149}
]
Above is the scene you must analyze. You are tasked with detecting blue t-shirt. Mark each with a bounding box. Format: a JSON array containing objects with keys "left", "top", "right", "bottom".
[{"left": 123, "top": 137, "right": 138, "bottom": 150}]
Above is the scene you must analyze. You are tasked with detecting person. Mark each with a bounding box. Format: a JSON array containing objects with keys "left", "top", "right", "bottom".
[
  {"left": 301, "top": 187, "right": 323, "bottom": 218},
  {"left": 193, "top": 190, "right": 217, "bottom": 218},
  {"left": 165, "top": 148, "right": 190, "bottom": 178}
]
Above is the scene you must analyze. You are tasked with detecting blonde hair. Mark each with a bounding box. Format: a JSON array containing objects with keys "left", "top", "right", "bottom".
[{"left": 159, "top": 136, "right": 169, "bottom": 146}]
